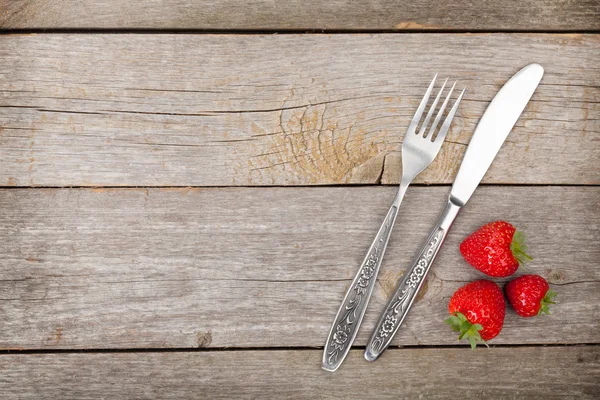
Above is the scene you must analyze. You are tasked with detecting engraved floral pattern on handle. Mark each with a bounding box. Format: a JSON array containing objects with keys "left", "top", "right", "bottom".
[
  {"left": 369, "top": 228, "right": 444, "bottom": 353},
  {"left": 325, "top": 206, "right": 397, "bottom": 366}
]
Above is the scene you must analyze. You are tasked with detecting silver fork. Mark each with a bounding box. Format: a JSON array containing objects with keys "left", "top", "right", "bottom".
[{"left": 322, "top": 76, "right": 465, "bottom": 372}]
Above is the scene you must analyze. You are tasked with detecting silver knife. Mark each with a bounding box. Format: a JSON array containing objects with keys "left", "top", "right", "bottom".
[{"left": 364, "top": 63, "right": 544, "bottom": 361}]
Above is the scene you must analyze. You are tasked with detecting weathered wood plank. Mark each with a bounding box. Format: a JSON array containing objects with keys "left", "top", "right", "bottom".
[
  {"left": 0, "top": 347, "right": 598, "bottom": 399},
  {"left": 0, "top": 186, "right": 598, "bottom": 349},
  {"left": 0, "top": 34, "right": 598, "bottom": 186},
  {"left": 1, "top": 0, "right": 599, "bottom": 31}
]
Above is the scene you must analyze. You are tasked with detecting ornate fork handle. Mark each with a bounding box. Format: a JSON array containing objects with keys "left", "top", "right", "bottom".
[
  {"left": 365, "top": 200, "right": 461, "bottom": 361},
  {"left": 322, "top": 203, "right": 399, "bottom": 372}
]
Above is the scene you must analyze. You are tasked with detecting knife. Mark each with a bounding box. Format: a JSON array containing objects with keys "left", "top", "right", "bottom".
[{"left": 364, "top": 63, "right": 544, "bottom": 361}]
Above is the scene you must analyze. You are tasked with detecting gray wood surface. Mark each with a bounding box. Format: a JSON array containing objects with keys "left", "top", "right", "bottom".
[
  {"left": 0, "top": 10, "right": 598, "bottom": 396},
  {"left": 1, "top": 0, "right": 599, "bottom": 31},
  {"left": 1, "top": 186, "right": 598, "bottom": 350},
  {"left": 0, "top": 34, "right": 598, "bottom": 187},
  {"left": 0, "top": 347, "right": 598, "bottom": 399}
]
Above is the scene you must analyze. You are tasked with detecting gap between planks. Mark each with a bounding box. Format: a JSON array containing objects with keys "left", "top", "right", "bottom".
[
  {"left": 0, "top": 183, "right": 599, "bottom": 190},
  {"left": 0, "top": 342, "right": 598, "bottom": 355},
  {"left": 3, "top": 29, "right": 600, "bottom": 35}
]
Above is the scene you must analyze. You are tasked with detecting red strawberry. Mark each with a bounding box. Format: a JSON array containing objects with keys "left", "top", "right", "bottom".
[
  {"left": 505, "top": 274, "right": 557, "bottom": 317},
  {"left": 460, "top": 221, "right": 532, "bottom": 277},
  {"left": 445, "top": 280, "right": 505, "bottom": 349}
]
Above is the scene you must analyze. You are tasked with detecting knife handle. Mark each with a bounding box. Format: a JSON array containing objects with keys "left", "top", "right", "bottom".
[
  {"left": 364, "top": 200, "right": 461, "bottom": 361},
  {"left": 322, "top": 202, "right": 399, "bottom": 372}
]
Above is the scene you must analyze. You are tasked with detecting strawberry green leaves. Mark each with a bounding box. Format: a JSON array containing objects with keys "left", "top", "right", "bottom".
[
  {"left": 444, "top": 312, "right": 489, "bottom": 350},
  {"left": 538, "top": 289, "right": 558, "bottom": 316},
  {"left": 510, "top": 230, "right": 533, "bottom": 267}
]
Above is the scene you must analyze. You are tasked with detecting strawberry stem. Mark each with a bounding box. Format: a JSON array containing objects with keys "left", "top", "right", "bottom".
[
  {"left": 444, "top": 312, "right": 488, "bottom": 350},
  {"left": 511, "top": 230, "right": 533, "bottom": 267}
]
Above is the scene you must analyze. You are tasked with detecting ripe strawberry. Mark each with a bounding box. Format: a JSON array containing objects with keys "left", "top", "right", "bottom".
[
  {"left": 460, "top": 221, "right": 532, "bottom": 277},
  {"left": 445, "top": 280, "right": 505, "bottom": 349},
  {"left": 505, "top": 274, "right": 557, "bottom": 317}
]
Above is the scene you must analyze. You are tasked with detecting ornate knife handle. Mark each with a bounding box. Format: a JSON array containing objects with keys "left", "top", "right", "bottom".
[
  {"left": 322, "top": 203, "right": 399, "bottom": 372},
  {"left": 364, "top": 200, "right": 461, "bottom": 361}
]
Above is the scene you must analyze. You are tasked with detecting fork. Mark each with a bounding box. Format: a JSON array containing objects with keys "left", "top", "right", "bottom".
[{"left": 322, "top": 75, "right": 465, "bottom": 372}]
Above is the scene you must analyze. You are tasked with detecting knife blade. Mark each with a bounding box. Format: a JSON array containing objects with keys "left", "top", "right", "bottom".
[
  {"left": 364, "top": 63, "right": 544, "bottom": 361},
  {"left": 450, "top": 63, "right": 544, "bottom": 206}
]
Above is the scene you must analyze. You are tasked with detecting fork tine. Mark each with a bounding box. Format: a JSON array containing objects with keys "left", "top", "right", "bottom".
[
  {"left": 407, "top": 74, "right": 437, "bottom": 134},
  {"left": 434, "top": 87, "right": 466, "bottom": 144},
  {"left": 427, "top": 81, "right": 456, "bottom": 140},
  {"left": 418, "top": 78, "right": 448, "bottom": 138}
]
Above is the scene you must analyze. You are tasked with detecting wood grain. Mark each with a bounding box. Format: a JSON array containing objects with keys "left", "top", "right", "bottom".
[
  {"left": 1, "top": 0, "right": 599, "bottom": 31},
  {"left": 0, "top": 34, "right": 598, "bottom": 187},
  {"left": 0, "top": 347, "right": 598, "bottom": 399},
  {"left": 0, "top": 186, "right": 598, "bottom": 350}
]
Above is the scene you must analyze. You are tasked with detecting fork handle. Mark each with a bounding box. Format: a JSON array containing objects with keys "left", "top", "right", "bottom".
[
  {"left": 322, "top": 200, "right": 400, "bottom": 372},
  {"left": 364, "top": 199, "right": 461, "bottom": 361}
]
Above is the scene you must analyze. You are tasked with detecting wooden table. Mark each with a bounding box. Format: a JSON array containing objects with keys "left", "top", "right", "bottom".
[{"left": 0, "top": 1, "right": 599, "bottom": 398}]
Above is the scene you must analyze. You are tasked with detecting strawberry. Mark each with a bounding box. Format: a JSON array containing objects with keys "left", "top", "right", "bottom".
[
  {"left": 460, "top": 221, "right": 532, "bottom": 277},
  {"left": 445, "top": 280, "right": 505, "bottom": 349},
  {"left": 505, "top": 274, "right": 557, "bottom": 317}
]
